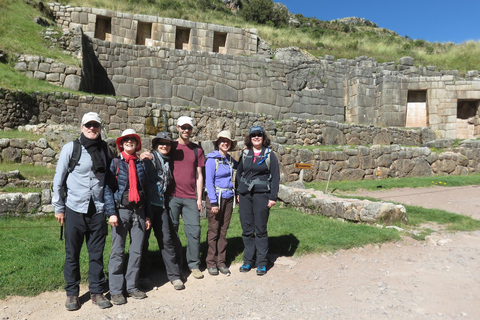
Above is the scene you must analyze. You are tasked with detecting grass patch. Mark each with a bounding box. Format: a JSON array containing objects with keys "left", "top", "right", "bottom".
[
  {"left": 0, "top": 129, "right": 40, "bottom": 141},
  {"left": 307, "top": 173, "right": 480, "bottom": 193},
  {"left": 0, "top": 162, "right": 56, "bottom": 182},
  {"left": 1, "top": 206, "right": 399, "bottom": 298},
  {"left": 402, "top": 204, "right": 480, "bottom": 232}
]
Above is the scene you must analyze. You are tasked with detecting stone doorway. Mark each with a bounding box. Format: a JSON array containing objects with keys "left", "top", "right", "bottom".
[
  {"left": 405, "top": 90, "right": 427, "bottom": 127},
  {"left": 136, "top": 22, "right": 152, "bottom": 46},
  {"left": 213, "top": 32, "right": 227, "bottom": 54},
  {"left": 94, "top": 16, "right": 112, "bottom": 41},
  {"left": 456, "top": 99, "right": 479, "bottom": 139},
  {"left": 175, "top": 27, "right": 191, "bottom": 50}
]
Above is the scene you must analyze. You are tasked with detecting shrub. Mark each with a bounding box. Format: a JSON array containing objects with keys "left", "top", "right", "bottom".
[{"left": 241, "top": 0, "right": 274, "bottom": 24}]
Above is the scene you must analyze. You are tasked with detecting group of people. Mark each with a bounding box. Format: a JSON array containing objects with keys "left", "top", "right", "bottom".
[{"left": 52, "top": 112, "right": 280, "bottom": 311}]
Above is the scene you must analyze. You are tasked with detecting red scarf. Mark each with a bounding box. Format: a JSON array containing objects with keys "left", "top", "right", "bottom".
[{"left": 122, "top": 151, "right": 140, "bottom": 203}]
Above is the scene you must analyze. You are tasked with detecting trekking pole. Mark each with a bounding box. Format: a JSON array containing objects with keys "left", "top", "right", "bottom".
[
  {"left": 60, "top": 225, "right": 64, "bottom": 241},
  {"left": 325, "top": 161, "right": 336, "bottom": 193}
]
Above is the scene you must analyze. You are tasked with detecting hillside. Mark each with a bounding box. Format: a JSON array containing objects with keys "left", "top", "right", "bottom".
[{"left": 1, "top": 0, "right": 480, "bottom": 92}]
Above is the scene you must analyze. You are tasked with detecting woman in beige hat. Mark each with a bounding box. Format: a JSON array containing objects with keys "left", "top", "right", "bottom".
[{"left": 204, "top": 130, "right": 238, "bottom": 276}]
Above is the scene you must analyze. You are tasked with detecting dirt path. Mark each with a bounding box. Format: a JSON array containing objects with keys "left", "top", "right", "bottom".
[{"left": 2, "top": 186, "right": 480, "bottom": 320}]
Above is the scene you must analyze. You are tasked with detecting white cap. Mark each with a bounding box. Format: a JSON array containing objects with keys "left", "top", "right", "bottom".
[
  {"left": 177, "top": 116, "right": 194, "bottom": 127},
  {"left": 81, "top": 112, "right": 102, "bottom": 125}
]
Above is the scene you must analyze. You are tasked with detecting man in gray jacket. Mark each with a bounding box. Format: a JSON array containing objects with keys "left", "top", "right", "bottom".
[{"left": 52, "top": 112, "right": 115, "bottom": 311}]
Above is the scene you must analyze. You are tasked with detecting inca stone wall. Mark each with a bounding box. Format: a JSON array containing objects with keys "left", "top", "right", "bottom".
[
  {"left": 0, "top": 88, "right": 431, "bottom": 147},
  {"left": 48, "top": 2, "right": 257, "bottom": 56},
  {"left": 14, "top": 5, "right": 480, "bottom": 141}
]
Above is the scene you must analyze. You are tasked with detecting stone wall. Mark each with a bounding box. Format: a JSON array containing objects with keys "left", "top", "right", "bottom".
[
  {"left": 0, "top": 88, "right": 432, "bottom": 147},
  {"left": 1, "top": 88, "right": 479, "bottom": 184},
  {"left": 13, "top": 55, "right": 82, "bottom": 91},
  {"left": 48, "top": 3, "right": 257, "bottom": 56}
]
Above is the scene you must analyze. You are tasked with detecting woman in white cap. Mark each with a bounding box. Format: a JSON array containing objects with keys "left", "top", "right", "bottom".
[
  {"left": 236, "top": 126, "right": 280, "bottom": 276},
  {"left": 142, "top": 132, "right": 185, "bottom": 290},
  {"left": 204, "top": 130, "right": 238, "bottom": 276},
  {"left": 105, "top": 129, "right": 152, "bottom": 305}
]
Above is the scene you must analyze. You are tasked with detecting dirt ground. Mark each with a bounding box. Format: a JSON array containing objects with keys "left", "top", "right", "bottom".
[{"left": 1, "top": 186, "right": 480, "bottom": 320}]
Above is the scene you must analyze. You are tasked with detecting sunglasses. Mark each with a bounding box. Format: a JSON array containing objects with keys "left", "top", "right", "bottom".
[
  {"left": 158, "top": 141, "right": 172, "bottom": 146},
  {"left": 84, "top": 122, "right": 101, "bottom": 129},
  {"left": 180, "top": 125, "right": 193, "bottom": 131},
  {"left": 122, "top": 138, "right": 137, "bottom": 144},
  {"left": 250, "top": 133, "right": 263, "bottom": 138}
]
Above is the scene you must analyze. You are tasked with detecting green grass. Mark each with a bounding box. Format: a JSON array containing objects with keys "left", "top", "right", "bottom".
[
  {"left": 0, "top": 162, "right": 56, "bottom": 182},
  {"left": 0, "top": 206, "right": 399, "bottom": 298},
  {"left": 2, "top": 184, "right": 480, "bottom": 298},
  {"left": 0, "top": 129, "right": 40, "bottom": 140},
  {"left": 306, "top": 173, "right": 480, "bottom": 193}
]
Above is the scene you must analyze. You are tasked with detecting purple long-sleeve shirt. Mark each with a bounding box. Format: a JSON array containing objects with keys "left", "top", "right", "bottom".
[{"left": 205, "top": 150, "right": 238, "bottom": 206}]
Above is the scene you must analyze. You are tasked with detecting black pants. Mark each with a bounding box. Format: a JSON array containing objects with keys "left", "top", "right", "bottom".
[
  {"left": 63, "top": 205, "right": 107, "bottom": 296},
  {"left": 143, "top": 204, "right": 182, "bottom": 281},
  {"left": 238, "top": 192, "right": 270, "bottom": 267}
]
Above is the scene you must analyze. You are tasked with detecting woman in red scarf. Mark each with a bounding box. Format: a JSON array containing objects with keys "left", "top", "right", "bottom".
[{"left": 105, "top": 129, "right": 152, "bottom": 306}]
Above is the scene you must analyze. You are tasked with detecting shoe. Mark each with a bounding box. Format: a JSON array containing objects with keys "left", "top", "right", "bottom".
[
  {"left": 190, "top": 268, "right": 204, "bottom": 279},
  {"left": 208, "top": 267, "right": 219, "bottom": 276},
  {"left": 172, "top": 279, "right": 185, "bottom": 290},
  {"left": 128, "top": 289, "right": 147, "bottom": 299},
  {"left": 91, "top": 293, "right": 113, "bottom": 309},
  {"left": 111, "top": 293, "right": 126, "bottom": 305},
  {"left": 239, "top": 263, "right": 252, "bottom": 272},
  {"left": 218, "top": 266, "right": 231, "bottom": 275},
  {"left": 256, "top": 265, "right": 267, "bottom": 276},
  {"left": 65, "top": 295, "right": 80, "bottom": 311}
]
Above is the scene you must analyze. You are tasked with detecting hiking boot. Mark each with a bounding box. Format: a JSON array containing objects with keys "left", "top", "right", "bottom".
[
  {"left": 111, "top": 293, "right": 126, "bottom": 305},
  {"left": 190, "top": 268, "right": 204, "bottom": 279},
  {"left": 218, "top": 266, "right": 231, "bottom": 275},
  {"left": 239, "top": 263, "right": 252, "bottom": 273},
  {"left": 172, "top": 279, "right": 185, "bottom": 290},
  {"left": 208, "top": 267, "right": 219, "bottom": 276},
  {"left": 128, "top": 289, "right": 147, "bottom": 299},
  {"left": 65, "top": 295, "right": 80, "bottom": 311},
  {"left": 91, "top": 293, "right": 113, "bottom": 309},
  {"left": 256, "top": 265, "right": 267, "bottom": 276}
]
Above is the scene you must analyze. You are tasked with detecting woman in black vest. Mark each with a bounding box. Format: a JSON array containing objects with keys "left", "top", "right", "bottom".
[{"left": 236, "top": 126, "right": 280, "bottom": 276}]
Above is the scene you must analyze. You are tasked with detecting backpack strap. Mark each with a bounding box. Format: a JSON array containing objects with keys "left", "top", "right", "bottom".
[
  {"left": 67, "top": 139, "right": 82, "bottom": 173},
  {"left": 113, "top": 157, "right": 120, "bottom": 179}
]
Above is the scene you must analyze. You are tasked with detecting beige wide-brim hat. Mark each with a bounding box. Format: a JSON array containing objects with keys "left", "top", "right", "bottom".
[
  {"left": 214, "top": 130, "right": 237, "bottom": 150},
  {"left": 116, "top": 128, "right": 142, "bottom": 152}
]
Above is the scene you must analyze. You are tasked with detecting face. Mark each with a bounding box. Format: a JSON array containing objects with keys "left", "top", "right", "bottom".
[
  {"left": 217, "top": 138, "right": 231, "bottom": 154},
  {"left": 81, "top": 121, "right": 101, "bottom": 140},
  {"left": 156, "top": 139, "right": 171, "bottom": 155},
  {"left": 122, "top": 137, "right": 138, "bottom": 155},
  {"left": 250, "top": 132, "right": 264, "bottom": 148},
  {"left": 177, "top": 124, "right": 193, "bottom": 140}
]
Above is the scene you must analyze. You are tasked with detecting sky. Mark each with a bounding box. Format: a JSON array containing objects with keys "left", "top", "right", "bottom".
[{"left": 278, "top": 0, "right": 480, "bottom": 44}]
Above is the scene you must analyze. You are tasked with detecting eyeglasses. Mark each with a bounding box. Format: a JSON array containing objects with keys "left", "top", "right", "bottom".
[
  {"left": 84, "top": 122, "right": 101, "bottom": 129},
  {"left": 180, "top": 125, "right": 193, "bottom": 131},
  {"left": 158, "top": 141, "right": 172, "bottom": 146},
  {"left": 250, "top": 133, "right": 263, "bottom": 138}
]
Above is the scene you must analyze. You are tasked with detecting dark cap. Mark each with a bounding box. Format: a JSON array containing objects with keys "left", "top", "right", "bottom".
[
  {"left": 249, "top": 126, "right": 266, "bottom": 135},
  {"left": 152, "top": 132, "right": 173, "bottom": 148}
]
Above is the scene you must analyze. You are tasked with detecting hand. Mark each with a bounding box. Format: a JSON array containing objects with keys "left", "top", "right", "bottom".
[
  {"left": 267, "top": 200, "right": 276, "bottom": 208},
  {"left": 145, "top": 217, "right": 152, "bottom": 230},
  {"left": 55, "top": 213, "right": 65, "bottom": 226},
  {"left": 197, "top": 198, "right": 203, "bottom": 211},
  {"left": 140, "top": 151, "right": 152, "bottom": 160},
  {"left": 211, "top": 206, "right": 219, "bottom": 215},
  {"left": 109, "top": 215, "right": 119, "bottom": 227},
  {"left": 236, "top": 195, "right": 240, "bottom": 204}
]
